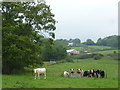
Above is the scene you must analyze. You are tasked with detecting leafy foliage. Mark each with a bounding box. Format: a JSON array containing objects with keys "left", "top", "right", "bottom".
[
  {"left": 41, "top": 40, "right": 67, "bottom": 61},
  {"left": 83, "top": 39, "right": 95, "bottom": 45},
  {"left": 2, "top": 1, "right": 56, "bottom": 74},
  {"left": 96, "top": 35, "right": 119, "bottom": 48}
]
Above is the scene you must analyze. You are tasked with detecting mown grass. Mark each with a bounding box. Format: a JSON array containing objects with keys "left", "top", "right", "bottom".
[{"left": 2, "top": 57, "right": 118, "bottom": 88}]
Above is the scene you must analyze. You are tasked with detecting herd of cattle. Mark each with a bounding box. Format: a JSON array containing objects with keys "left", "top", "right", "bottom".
[
  {"left": 33, "top": 68, "right": 107, "bottom": 79},
  {"left": 64, "top": 68, "right": 106, "bottom": 78}
]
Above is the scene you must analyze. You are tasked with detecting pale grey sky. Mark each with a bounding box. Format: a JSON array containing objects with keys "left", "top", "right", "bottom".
[{"left": 46, "top": 0, "right": 119, "bottom": 42}]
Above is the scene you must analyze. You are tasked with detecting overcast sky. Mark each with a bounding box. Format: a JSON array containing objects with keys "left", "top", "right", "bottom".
[{"left": 45, "top": 0, "right": 119, "bottom": 42}]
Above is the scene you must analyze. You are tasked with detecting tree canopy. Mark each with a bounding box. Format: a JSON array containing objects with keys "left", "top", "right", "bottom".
[
  {"left": 2, "top": 1, "right": 56, "bottom": 74},
  {"left": 82, "top": 39, "right": 95, "bottom": 45},
  {"left": 96, "top": 35, "right": 119, "bottom": 48}
]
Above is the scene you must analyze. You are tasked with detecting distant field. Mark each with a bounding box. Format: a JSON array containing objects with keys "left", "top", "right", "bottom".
[
  {"left": 95, "top": 50, "right": 118, "bottom": 54},
  {"left": 88, "top": 46, "right": 112, "bottom": 50},
  {"left": 2, "top": 57, "right": 118, "bottom": 88},
  {"left": 70, "top": 47, "right": 84, "bottom": 50},
  {"left": 71, "top": 45, "right": 113, "bottom": 51}
]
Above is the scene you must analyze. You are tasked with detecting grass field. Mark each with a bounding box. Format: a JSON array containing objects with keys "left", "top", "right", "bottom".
[
  {"left": 2, "top": 57, "right": 118, "bottom": 88},
  {"left": 70, "top": 47, "right": 84, "bottom": 50},
  {"left": 71, "top": 46, "right": 112, "bottom": 51},
  {"left": 71, "top": 46, "right": 118, "bottom": 55},
  {"left": 88, "top": 46, "right": 112, "bottom": 50},
  {"left": 95, "top": 50, "right": 118, "bottom": 54}
]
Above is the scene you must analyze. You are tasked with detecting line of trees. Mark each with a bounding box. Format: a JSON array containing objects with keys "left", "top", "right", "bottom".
[
  {"left": 57, "top": 35, "right": 120, "bottom": 48},
  {"left": 84, "top": 35, "right": 119, "bottom": 48}
]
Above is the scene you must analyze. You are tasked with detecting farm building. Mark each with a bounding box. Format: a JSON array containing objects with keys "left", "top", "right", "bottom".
[
  {"left": 68, "top": 42, "right": 73, "bottom": 46},
  {"left": 66, "top": 49, "right": 80, "bottom": 55}
]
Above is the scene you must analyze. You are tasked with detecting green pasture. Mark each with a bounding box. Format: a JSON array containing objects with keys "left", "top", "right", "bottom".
[
  {"left": 95, "top": 50, "right": 118, "bottom": 54},
  {"left": 2, "top": 57, "right": 118, "bottom": 88},
  {"left": 71, "top": 45, "right": 113, "bottom": 51},
  {"left": 71, "top": 47, "right": 84, "bottom": 50},
  {"left": 88, "top": 46, "right": 112, "bottom": 50}
]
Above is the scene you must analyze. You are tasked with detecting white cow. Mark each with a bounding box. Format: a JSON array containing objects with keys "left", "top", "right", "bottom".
[
  {"left": 63, "top": 71, "right": 69, "bottom": 77},
  {"left": 33, "top": 68, "right": 46, "bottom": 79}
]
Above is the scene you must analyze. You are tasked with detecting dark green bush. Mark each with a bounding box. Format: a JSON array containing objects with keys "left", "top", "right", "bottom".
[
  {"left": 93, "top": 55, "right": 102, "bottom": 60},
  {"left": 65, "top": 57, "right": 74, "bottom": 62},
  {"left": 90, "top": 53, "right": 103, "bottom": 60},
  {"left": 78, "top": 54, "right": 92, "bottom": 59}
]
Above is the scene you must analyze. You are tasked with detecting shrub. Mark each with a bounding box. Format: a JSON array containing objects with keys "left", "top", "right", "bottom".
[
  {"left": 93, "top": 55, "right": 102, "bottom": 60},
  {"left": 78, "top": 54, "right": 92, "bottom": 59},
  {"left": 91, "top": 53, "right": 104, "bottom": 57},
  {"left": 65, "top": 57, "right": 74, "bottom": 62}
]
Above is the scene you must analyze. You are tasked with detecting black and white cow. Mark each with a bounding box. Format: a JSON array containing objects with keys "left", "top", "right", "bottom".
[
  {"left": 83, "top": 69, "right": 95, "bottom": 77},
  {"left": 95, "top": 70, "right": 106, "bottom": 78}
]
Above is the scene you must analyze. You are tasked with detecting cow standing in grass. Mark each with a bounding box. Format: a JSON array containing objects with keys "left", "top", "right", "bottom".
[
  {"left": 33, "top": 68, "right": 46, "bottom": 79},
  {"left": 95, "top": 70, "right": 106, "bottom": 78},
  {"left": 89, "top": 69, "right": 95, "bottom": 77}
]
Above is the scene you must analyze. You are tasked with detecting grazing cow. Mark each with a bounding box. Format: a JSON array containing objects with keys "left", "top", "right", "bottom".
[
  {"left": 92, "top": 70, "right": 106, "bottom": 78},
  {"left": 93, "top": 70, "right": 99, "bottom": 78},
  {"left": 83, "top": 69, "right": 95, "bottom": 77},
  {"left": 100, "top": 70, "right": 105, "bottom": 78},
  {"left": 96, "top": 70, "right": 105, "bottom": 78},
  {"left": 63, "top": 71, "right": 70, "bottom": 77},
  {"left": 33, "top": 68, "right": 46, "bottom": 79},
  {"left": 77, "top": 69, "right": 84, "bottom": 77},
  {"left": 83, "top": 71, "right": 89, "bottom": 77},
  {"left": 89, "top": 69, "right": 95, "bottom": 77}
]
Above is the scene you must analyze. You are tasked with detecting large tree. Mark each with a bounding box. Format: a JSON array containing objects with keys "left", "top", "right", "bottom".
[{"left": 2, "top": 1, "right": 56, "bottom": 74}]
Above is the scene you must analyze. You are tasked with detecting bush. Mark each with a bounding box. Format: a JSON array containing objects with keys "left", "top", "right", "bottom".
[
  {"left": 65, "top": 57, "right": 74, "bottom": 62},
  {"left": 93, "top": 55, "right": 102, "bottom": 60},
  {"left": 91, "top": 53, "right": 103, "bottom": 60},
  {"left": 78, "top": 54, "right": 92, "bottom": 59}
]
